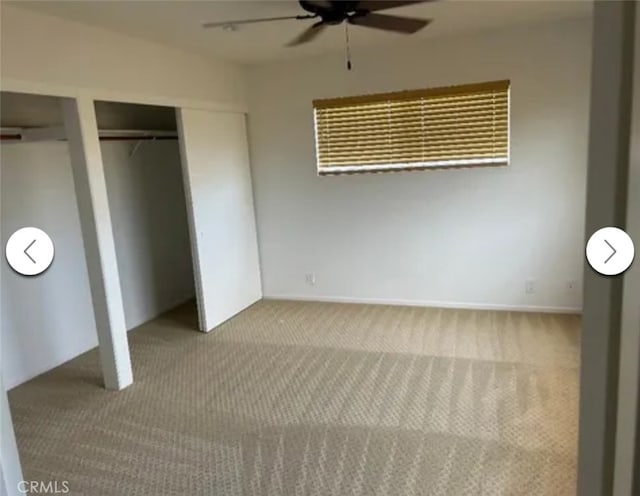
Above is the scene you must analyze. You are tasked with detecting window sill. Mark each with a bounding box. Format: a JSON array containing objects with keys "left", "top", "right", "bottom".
[{"left": 318, "top": 158, "right": 509, "bottom": 175}]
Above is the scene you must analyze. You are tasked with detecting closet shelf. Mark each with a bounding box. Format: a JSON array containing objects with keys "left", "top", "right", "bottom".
[{"left": 1, "top": 126, "right": 178, "bottom": 143}]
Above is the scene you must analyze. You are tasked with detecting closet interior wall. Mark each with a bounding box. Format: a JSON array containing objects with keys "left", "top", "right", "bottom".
[
  {"left": 95, "top": 101, "right": 195, "bottom": 331},
  {"left": 1, "top": 91, "right": 95, "bottom": 389}
]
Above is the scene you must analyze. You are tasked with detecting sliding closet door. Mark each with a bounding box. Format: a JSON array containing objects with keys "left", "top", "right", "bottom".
[{"left": 176, "top": 108, "right": 262, "bottom": 332}]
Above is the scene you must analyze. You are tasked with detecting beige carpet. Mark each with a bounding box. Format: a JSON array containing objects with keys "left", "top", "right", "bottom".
[{"left": 9, "top": 300, "right": 580, "bottom": 496}]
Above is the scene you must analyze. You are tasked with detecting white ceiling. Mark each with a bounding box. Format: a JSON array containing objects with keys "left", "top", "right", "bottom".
[{"left": 12, "top": 0, "right": 593, "bottom": 64}]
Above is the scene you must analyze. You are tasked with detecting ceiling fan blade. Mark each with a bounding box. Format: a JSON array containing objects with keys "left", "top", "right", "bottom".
[
  {"left": 202, "top": 15, "right": 314, "bottom": 29},
  {"left": 355, "top": 1, "right": 433, "bottom": 12},
  {"left": 349, "top": 13, "right": 431, "bottom": 34},
  {"left": 286, "top": 22, "right": 327, "bottom": 46}
]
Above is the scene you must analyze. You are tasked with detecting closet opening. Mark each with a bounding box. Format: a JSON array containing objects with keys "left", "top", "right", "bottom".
[
  {"left": 94, "top": 100, "right": 198, "bottom": 332},
  {"left": 1, "top": 90, "right": 100, "bottom": 389}
]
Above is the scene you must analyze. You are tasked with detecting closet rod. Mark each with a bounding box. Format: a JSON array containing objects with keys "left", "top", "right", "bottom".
[
  {"left": 99, "top": 136, "right": 177, "bottom": 141},
  {"left": 0, "top": 127, "right": 178, "bottom": 142},
  {"left": 0, "top": 136, "right": 178, "bottom": 142},
  {"left": 1, "top": 127, "right": 22, "bottom": 141}
]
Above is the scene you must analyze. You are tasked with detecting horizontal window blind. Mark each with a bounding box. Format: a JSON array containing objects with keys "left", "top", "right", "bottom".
[{"left": 313, "top": 80, "right": 510, "bottom": 175}]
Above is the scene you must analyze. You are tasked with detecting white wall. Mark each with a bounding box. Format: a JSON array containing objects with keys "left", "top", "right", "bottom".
[
  {"left": 248, "top": 18, "right": 592, "bottom": 312},
  {"left": 102, "top": 140, "right": 195, "bottom": 331},
  {"left": 1, "top": 142, "right": 96, "bottom": 389},
  {"left": 1, "top": 140, "right": 194, "bottom": 389},
  {"left": 0, "top": 4, "right": 246, "bottom": 109}
]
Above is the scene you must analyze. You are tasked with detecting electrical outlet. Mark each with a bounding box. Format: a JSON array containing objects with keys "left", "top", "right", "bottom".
[
  {"left": 305, "top": 273, "right": 316, "bottom": 286},
  {"left": 525, "top": 279, "right": 536, "bottom": 294}
]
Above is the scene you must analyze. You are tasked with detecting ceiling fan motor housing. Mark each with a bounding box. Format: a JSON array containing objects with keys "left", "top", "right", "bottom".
[{"left": 299, "top": 0, "right": 363, "bottom": 25}]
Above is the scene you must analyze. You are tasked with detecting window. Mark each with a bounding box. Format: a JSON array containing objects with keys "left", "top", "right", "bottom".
[{"left": 313, "top": 80, "right": 510, "bottom": 175}]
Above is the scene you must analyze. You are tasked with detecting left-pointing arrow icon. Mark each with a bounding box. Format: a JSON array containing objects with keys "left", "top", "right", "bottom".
[
  {"left": 604, "top": 239, "right": 617, "bottom": 264},
  {"left": 5, "top": 227, "right": 55, "bottom": 276},
  {"left": 24, "top": 239, "right": 37, "bottom": 264}
]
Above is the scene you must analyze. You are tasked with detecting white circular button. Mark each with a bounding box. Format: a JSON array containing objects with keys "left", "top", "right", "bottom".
[
  {"left": 5, "top": 227, "right": 55, "bottom": 276},
  {"left": 586, "top": 227, "right": 634, "bottom": 276}
]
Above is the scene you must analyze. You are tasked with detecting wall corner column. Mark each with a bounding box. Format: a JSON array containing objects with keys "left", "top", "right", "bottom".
[
  {"left": 1, "top": 376, "right": 23, "bottom": 496},
  {"left": 62, "top": 96, "right": 133, "bottom": 390},
  {"left": 579, "top": 1, "right": 636, "bottom": 494}
]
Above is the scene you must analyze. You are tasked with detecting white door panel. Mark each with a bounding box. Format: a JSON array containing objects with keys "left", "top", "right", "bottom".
[{"left": 177, "top": 109, "right": 262, "bottom": 331}]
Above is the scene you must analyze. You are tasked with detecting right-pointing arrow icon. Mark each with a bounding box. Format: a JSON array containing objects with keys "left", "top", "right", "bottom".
[
  {"left": 603, "top": 239, "right": 616, "bottom": 264},
  {"left": 586, "top": 227, "right": 634, "bottom": 276}
]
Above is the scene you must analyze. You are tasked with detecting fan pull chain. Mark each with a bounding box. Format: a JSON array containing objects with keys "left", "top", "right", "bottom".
[{"left": 345, "top": 23, "right": 352, "bottom": 71}]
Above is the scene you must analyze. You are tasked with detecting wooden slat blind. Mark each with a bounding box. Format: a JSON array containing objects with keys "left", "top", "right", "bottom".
[{"left": 313, "top": 80, "right": 510, "bottom": 175}]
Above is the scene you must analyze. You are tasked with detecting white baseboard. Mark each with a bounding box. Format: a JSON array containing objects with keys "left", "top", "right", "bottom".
[{"left": 264, "top": 294, "right": 582, "bottom": 315}]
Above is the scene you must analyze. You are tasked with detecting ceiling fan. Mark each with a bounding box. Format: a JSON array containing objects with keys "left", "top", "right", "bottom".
[{"left": 202, "top": 1, "right": 434, "bottom": 47}]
